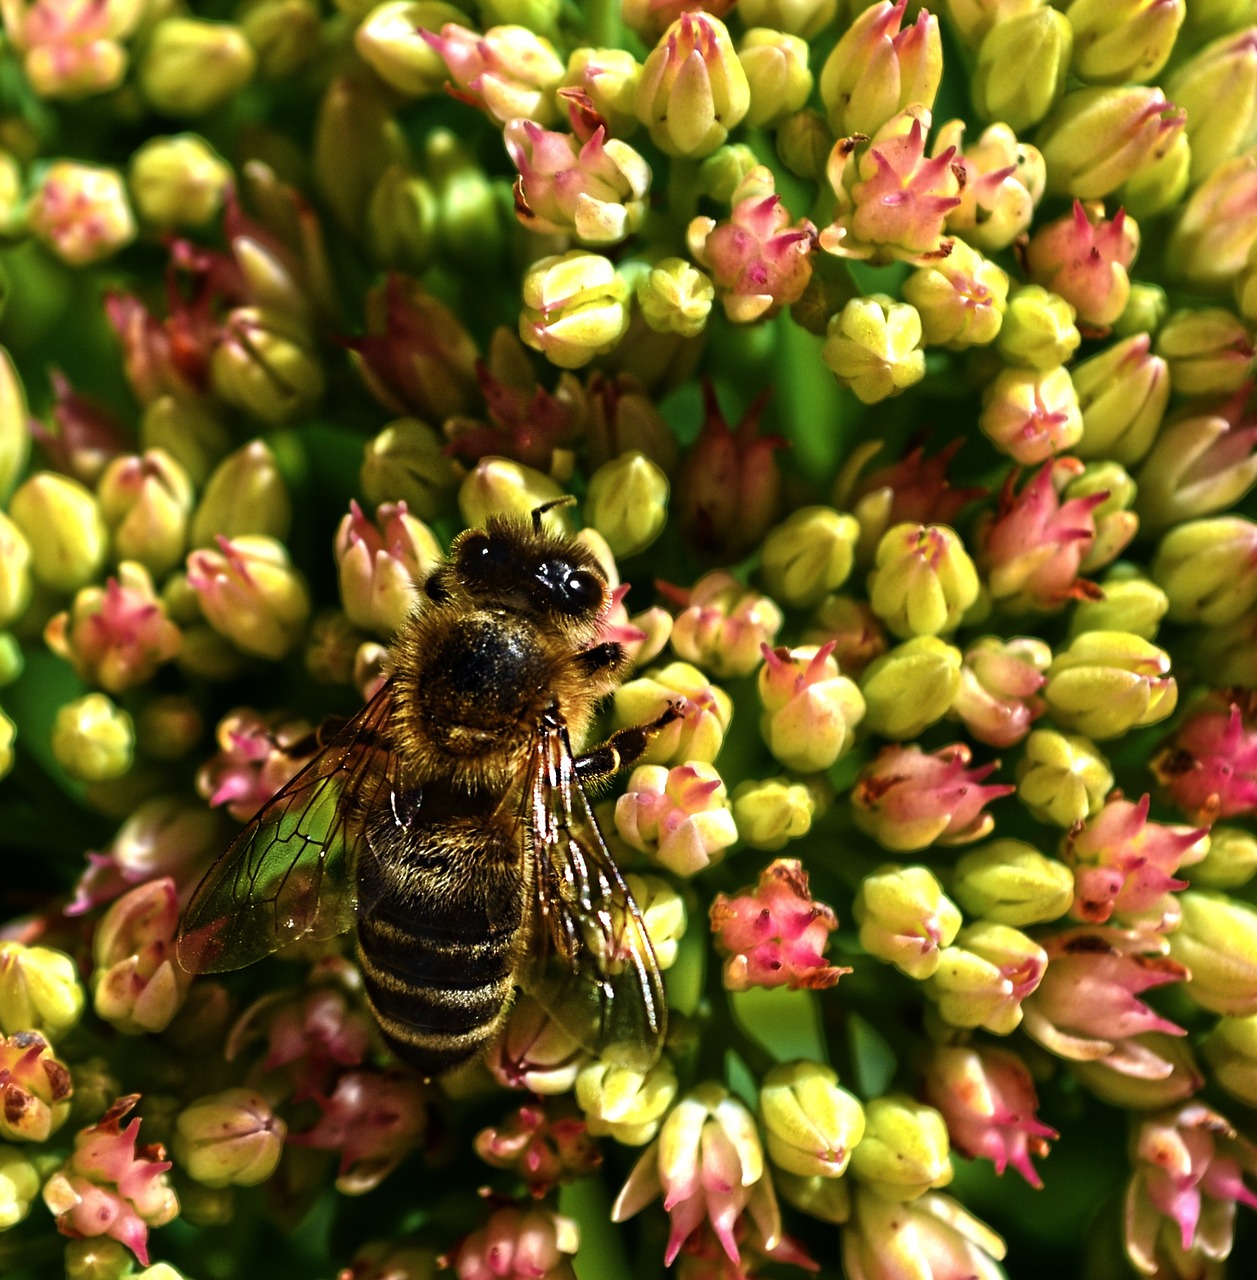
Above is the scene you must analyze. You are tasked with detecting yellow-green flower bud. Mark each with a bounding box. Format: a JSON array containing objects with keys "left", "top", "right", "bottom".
[
  {"left": 1190, "top": 825, "right": 1257, "bottom": 890},
  {"left": 1114, "top": 282, "right": 1169, "bottom": 338},
  {"left": 775, "top": 108, "right": 831, "bottom": 182},
  {"left": 191, "top": 440, "right": 292, "bottom": 549},
  {"left": 758, "top": 644, "right": 865, "bottom": 771},
  {"left": 1043, "top": 631, "right": 1177, "bottom": 739},
  {"left": 0, "top": 636, "right": 21, "bottom": 687},
  {"left": 64, "top": 1240, "right": 138, "bottom": 1280},
  {"left": 635, "top": 15, "right": 750, "bottom": 158},
  {"left": 740, "top": 0, "right": 837, "bottom": 39},
  {"left": 848, "top": 1095, "right": 952, "bottom": 1202},
  {"left": 950, "top": 840, "right": 1074, "bottom": 927},
  {"left": 0, "top": 347, "right": 30, "bottom": 504},
  {"left": 776, "top": 1170, "right": 851, "bottom": 1223},
  {"left": 1165, "top": 153, "right": 1257, "bottom": 294},
  {"left": 9, "top": 472, "right": 108, "bottom": 593},
  {"left": 576, "top": 1057, "right": 677, "bottom": 1146},
  {"left": 1118, "top": 124, "right": 1191, "bottom": 218},
  {"left": 0, "top": 710, "right": 12, "bottom": 782},
  {"left": 1039, "top": 86, "right": 1186, "bottom": 200},
  {"left": 860, "top": 636, "right": 962, "bottom": 739},
  {"left": 623, "top": 873, "right": 685, "bottom": 970},
  {"left": 1066, "top": 0, "right": 1185, "bottom": 85},
  {"left": 731, "top": 777, "right": 816, "bottom": 852},
  {"left": 1202, "top": 1013, "right": 1257, "bottom": 1107},
  {"left": 1153, "top": 517, "right": 1257, "bottom": 626},
  {"left": 0, "top": 1144, "right": 41, "bottom": 1228},
  {"left": 979, "top": 364, "right": 1083, "bottom": 466},
  {"left": 239, "top": 0, "right": 321, "bottom": 79},
  {"left": 0, "top": 513, "right": 32, "bottom": 627},
  {"left": 1166, "top": 30, "right": 1257, "bottom": 184},
  {"left": 759, "top": 1061, "right": 865, "bottom": 1179},
  {"left": 139, "top": 18, "right": 257, "bottom": 116},
  {"left": 563, "top": 47, "right": 642, "bottom": 138},
  {"left": 760, "top": 506, "right": 859, "bottom": 610},
  {"left": 868, "top": 523, "right": 980, "bottom": 640},
  {"left": 520, "top": 251, "right": 630, "bottom": 369},
  {"left": 173, "top": 1088, "right": 286, "bottom": 1187},
  {"left": 974, "top": 8, "right": 1072, "bottom": 131},
  {"left": 366, "top": 165, "right": 437, "bottom": 274},
  {"left": 1155, "top": 307, "right": 1255, "bottom": 397},
  {"left": 738, "top": 29, "right": 812, "bottom": 129},
  {"left": 1064, "top": 462, "right": 1138, "bottom": 575},
  {"left": 854, "top": 865, "right": 961, "bottom": 980},
  {"left": 1072, "top": 333, "right": 1169, "bottom": 466},
  {"left": 52, "top": 693, "right": 134, "bottom": 781},
  {"left": 459, "top": 458, "right": 568, "bottom": 532},
  {"left": 634, "top": 257, "right": 714, "bottom": 338},
  {"left": 355, "top": 2, "right": 469, "bottom": 96},
  {"left": 823, "top": 295, "right": 926, "bottom": 405},
  {"left": 211, "top": 308, "right": 325, "bottom": 424},
  {"left": 585, "top": 452, "right": 668, "bottom": 558},
  {"left": 613, "top": 661, "right": 732, "bottom": 765},
  {"left": 929, "top": 921, "right": 1047, "bottom": 1035},
  {"left": 901, "top": 239, "right": 1008, "bottom": 350},
  {"left": 996, "top": 285, "right": 1080, "bottom": 370},
  {"left": 140, "top": 396, "right": 231, "bottom": 489},
  {"left": 1168, "top": 890, "right": 1257, "bottom": 1016},
  {"left": 1193, "top": 607, "right": 1257, "bottom": 688},
  {"left": 361, "top": 417, "right": 459, "bottom": 523},
  {"left": 0, "top": 943, "right": 85, "bottom": 1039},
  {"left": 128, "top": 135, "right": 231, "bottom": 229},
  {"left": 1068, "top": 574, "right": 1168, "bottom": 641},
  {"left": 96, "top": 450, "right": 194, "bottom": 579},
  {"left": 186, "top": 535, "right": 310, "bottom": 660}
]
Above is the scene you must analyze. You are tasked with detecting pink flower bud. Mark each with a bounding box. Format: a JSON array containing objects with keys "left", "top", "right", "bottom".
[
  {"left": 489, "top": 994, "right": 587, "bottom": 1095},
  {"left": 31, "top": 369, "right": 131, "bottom": 487},
  {"left": 709, "top": 858, "right": 849, "bottom": 991},
  {"left": 936, "top": 119, "right": 1045, "bottom": 252},
  {"left": 1023, "top": 201, "right": 1140, "bottom": 332},
  {"left": 421, "top": 23, "right": 565, "bottom": 125},
  {"left": 0, "top": 1030, "right": 73, "bottom": 1142},
  {"left": 91, "top": 878, "right": 189, "bottom": 1035},
  {"left": 45, "top": 564, "right": 181, "bottom": 694},
  {"left": 821, "top": 113, "right": 963, "bottom": 263},
  {"left": 920, "top": 1044, "right": 1056, "bottom": 1188},
  {"left": 5, "top": 0, "right": 142, "bottom": 99},
  {"left": 852, "top": 743, "right": 1013, "bottom": 852},
  {"left": 615, "top": 761, "right": 737, "bottom": 877},
  {"left": 290, "top": 1069, "right": 429, "bottom": 1194},
  {"left": 42, "top": 1095, "right": 178, "bottom": 1265},
  {"left": 196, "top": 708, "right": 316, "bottom": 823},
  {"left": 758, "top": 642, "right": 865, "bottom": 772},
  {"left": 1125, "top": 1102, "right": 1257, "bottom": 1273},
  {"left": 474, "top": 1105, "right": 600, "bottom": 1197},
  {"left": 506, "top": 117, "right": 651, "bottom": 246},
  {"left": 1153, "top": 701, "right": 1257, "bottom": 825},
  {"left": 29, "top": 161, "right": 136, "bottom": 266},
  {"left": 1022, "top": 927, "right": 1189, "bottom": 1070},
  {"left": 974, "top": 461, "right": 1104, "bottom": 612},
  {"left": 333, "top": 500, "right": 441, "bottom": 636},
  {"left": 663, "top": 572, "right": 783, "bottom": 679},
  {"left": 1065, "top": 794, "right": 1205, "bottom": 933},
  {"left": 675, "top": 385, "right": 783, "bottom": 562},
  {"left": 613, "top": 1081, "right": 779, "bottom": 1267},
  {"left": 951, "top": 636, "right": 1050, "bottom": 748},
  {"left": 453, "top": 1204, "right": 580, "bottom": 1280},
  {"left": 686, "top": 167, "right": 817, "bottom": 323},
  {"left": 978, "top": 366, "right": 1083, "bottom": 465}
]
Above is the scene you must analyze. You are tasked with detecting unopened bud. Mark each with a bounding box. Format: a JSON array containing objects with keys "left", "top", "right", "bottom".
[
  {"left": 860, "top": 636, "right": 962, "bottom": 740},
  {"left": 867, "top": 523, "right": 980, "bottom": 639},
  {"left": 1168, "top": 890, "right": 1257, "bottom": 1016},
  {"left": 1069, "top": 573, "right": 1168, "bottom": 640},
  {"left": 1191, "top": 824, "right": 1257, "bottom": 890},
  {"left": 211, "top": 308, "right": 325, "bottom": 425},
  {"left": 1072, "top": 333, "right": 1169, "bottom": 465},
  {"left": 173, "top": 1089, "right": 286, "bottom": 1188},
  {"left": 97, "top": 450, "right": 194, "bottom": 578},
  {"left": 1155, "top": 307, "right": 1255, "bottom": 397},
  {"left": 951, "top": 840, "right": 1074, "bottom": 926},
  {"left": 28, "top": 162, "right": 135, "bottom": 267},
  {"left": 0, "top": 943, "right": 85, "bottom": 1039},
  {"left": 758, "top": 643, "right": 865, "bottom": 771},
  {"left": 996, "top": 286, "right": 1080, "bottom": 371},
  {"left": 361, "top": 418, "right": 459, "bottom": 523},
  {"left": 129, "top": 136, "right": 231, "bottom": 229},
  {"left": 853, "top": 864, "right": 961, "bottom": 980},
  {"left": 52, "top": 693, "right": 134, "bottom": 781},
  {"left": 759, "top": 1061, "right": 865, "bottom": 1179},
  {"left": 459, "top": 458, "right": 568, "bottom": 532},
  {"left": 576, "top": 1058, "right": 677, "bottom": 1146},
  {"left": 738, "top": 28, "right": 812, "bottom": 129},
  {"left": 1043, "top": 631, "right": 1176, "bottom": 739},
  {"left": 823, "top": 295, "right": 926, "bottom": 405},
  {"left": 979, "top": 366, "right": 1083, "bottom": 465},
  {"left": 848, "top": 1095, "right": 952, "bottom": 1202},
  {"left": 1202, "top": 1013, "right": 1257, "bottom": 1107},
  {"left": 634, "top": 257, "right": 714, "bottom": 338},
  {"left": 1153, "top": 517, "right": 1257, "bottom": 626},
  {"left": 191, "top": 441, "right": 292, "bottom": 548},
  {"left": 0, "top": 514, "right": 32, "bottom": 626},
  {"left": 140, "top": 18, "right": 256, "bottom": 116},
  {"left": 1066, "top": 0, "right": 1185, "bottom": 85},
  {"left": 585, "top": 453, "right": 668, "bottom": 558},
  {"left": 520, "top": 251, "right": 630, "bottom": 369},
  {"left": 731, "top": 777, "right": 816, "bottom": 852},
  {"left": 929, "top": 921, "right": 1047, "bottom": 1035},
  {"left": 973, "top": 8, "right": 1072, "bottom": 131},
  {"left": 759, "top": 506, "right": 859, "bottom": 609},
  {"left": 355, "top": 2, "right": 468, "bottom": 96}
]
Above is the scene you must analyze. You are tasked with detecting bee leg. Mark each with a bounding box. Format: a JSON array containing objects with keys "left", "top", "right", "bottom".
[
  {"left": 575, "top": 704, "right": 682, "bottom": 784},
  {"left": 574, "top": 641, "right": 628, "bottom": 678}
]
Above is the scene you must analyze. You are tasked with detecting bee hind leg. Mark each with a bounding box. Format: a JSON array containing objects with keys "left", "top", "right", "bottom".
[{"left": 574, "top": 704, "right": 681, "bottom": 784}]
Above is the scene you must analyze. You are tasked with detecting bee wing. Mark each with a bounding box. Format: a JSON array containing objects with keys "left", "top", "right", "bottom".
[
  {"left": 520, "top": 715, "right": 667, "bottom": 1071},
  {"left": 177, "top": 681, "right": 401, "bottom": 974}
]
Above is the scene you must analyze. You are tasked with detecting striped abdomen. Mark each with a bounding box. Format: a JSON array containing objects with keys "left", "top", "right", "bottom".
[{"left": 356, "top": 813, "right": 526, "bottom": 1076}]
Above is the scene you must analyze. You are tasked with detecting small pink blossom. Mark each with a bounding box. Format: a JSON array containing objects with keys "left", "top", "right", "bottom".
[
  {"left": 489, "top": 995, "right": 587, "bottom": 1096},
  {"left": 662, "top": 572, "right": 783, "bottom": 680},
  {"left": 1153, "top": 701, "right": 1257, "bottom": 825},
  {"left": 1065, "top": 794, "right": 1206, "bottom": 932},
  {"left": 1023, "top": 201, "right": 1139, "bottom": 333},
  {"left": 952, "top": 636, "right": 1050, "bottom": 748},
  {"left": 421, "top": 23, "right": 565, "bottom": 126},
  {"left": 1022, "top": 927, "right": 1189, "bottom": 1073},
  {"left": 290, "top": 1070, "right": 430, "bottom": 1194},
  {"left": 852, "top": 742, "right": 1013, "bottom": 852},
  {"left": 687, "top": 169, "right": 817, "bottom": 323},
  {"left": 803, "top": 596, "right": 888, "bottom": 678},
  {"left": 334, "top": 499, "right": 440, "bottom": 636},
  {"left": 0, "top": 1031, "right": 73, "bottom": 1142},
  {"left": 709, "top": 859, "right": 849, "bottom": 992},
  {"left": 474, "top": 1105, "right": 601, "bottom": 1198},
  {"left": 974, "top": 460, "right": 1105, "bottom": 612},
  {"left": 616, "top": 761, "right": 738, "bottom": 877},
  {"left": 1125, "top": 1102, "right": 1257, "bottom": 1274},
  {"left": 452, "top": 1204, "right": 580, "bottom": 1280},
  {"left": 2, "top": 0, "right": 143, "bottom": 99},
  {"left": 42, "top": 1095, "right": 178, "bottom": 1265},
  {"left": 196, "top": 708, "right": 316, "bottom": 823}
]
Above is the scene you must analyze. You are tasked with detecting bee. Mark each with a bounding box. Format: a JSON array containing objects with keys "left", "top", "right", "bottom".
[{"left": 176, "top": 504, "right": 673, "bottom": 1077}]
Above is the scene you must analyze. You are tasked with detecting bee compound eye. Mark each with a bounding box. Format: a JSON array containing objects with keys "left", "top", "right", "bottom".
[{"left": 564, "top": 569, "right": 603, "bottom": 614}]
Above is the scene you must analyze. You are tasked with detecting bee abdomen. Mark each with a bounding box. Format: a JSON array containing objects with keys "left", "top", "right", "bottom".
[{"left": 357, "top": 907, "right": 520, "bottom": 1074}]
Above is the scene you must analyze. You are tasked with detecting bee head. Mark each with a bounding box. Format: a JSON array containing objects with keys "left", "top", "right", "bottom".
[{"left": 442, "top": 512, "right": 609, "bottom": 624}]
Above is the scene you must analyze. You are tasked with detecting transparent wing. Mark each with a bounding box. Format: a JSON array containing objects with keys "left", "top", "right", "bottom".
[
  {"left": 520, "top": 714, "right": 667, "bottom": 1071},
  {"left": 177, "top": 682, "right": 400, "bottom": 974}
]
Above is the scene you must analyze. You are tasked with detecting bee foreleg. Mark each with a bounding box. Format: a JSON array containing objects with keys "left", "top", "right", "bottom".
[{"left": 574, "top": 705, "right": 681, "bottom": 784}]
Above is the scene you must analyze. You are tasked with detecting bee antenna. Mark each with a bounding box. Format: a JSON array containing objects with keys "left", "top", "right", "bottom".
[{"left": 531, "top": 496, "right": 577, "bottom": 533}]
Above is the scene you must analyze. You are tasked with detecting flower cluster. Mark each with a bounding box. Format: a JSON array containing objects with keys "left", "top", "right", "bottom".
[{"left": 2, "top": 3, "right": 1257, "bottom": 1280}]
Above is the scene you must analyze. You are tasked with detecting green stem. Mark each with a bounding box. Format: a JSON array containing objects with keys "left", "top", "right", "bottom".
[
  {"left": 666, "top": 157, "right": 703, "bottom": 241},
  {"left": 584, "top": 0, "right": 620, "bottom": 48}
]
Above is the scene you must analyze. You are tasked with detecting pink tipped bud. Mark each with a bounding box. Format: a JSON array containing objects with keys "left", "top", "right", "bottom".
[
  {"left": 334, "top": 499, "right": 441, "bottom": 637},
  {"left": 0, "top": 1031, "right": 73, "bottom": 1142},
  {"left": 1153, "top": 701, "right": 1257, "bottom": 825},
  {"left": 453, "top": 1204, "right": 580, "bottom": 1280},
  {"left": 710, "top": 858, "right": 849, "bottom": 992},
  {"left": 664, "top": 572, "right": 783, "bottom": 679},
  {"left": 951, "top": 636, "right": 1050, "bottom": 749},
  {"left": 421, "top": 23, "right": 565, "bottom": 126},
  {"left": 474, "top": 1104, "right": 601, "bottom": 1196},
  {"left": 758, "top": 642, "right": 865, "bottom": 772},
  {"left": 196, "top": 708, "right": 316, "bottom": 823},
  {"left": 615, "top": 761, "right": 738, "bottom": 877},
  {"left": 937, "top": 119, "right": 1045, "bottom": 252}
]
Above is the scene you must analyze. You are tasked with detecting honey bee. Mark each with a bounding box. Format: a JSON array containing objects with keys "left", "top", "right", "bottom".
[{"left": 177, "top": 504, "right": 672, "bottom": 1076}]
